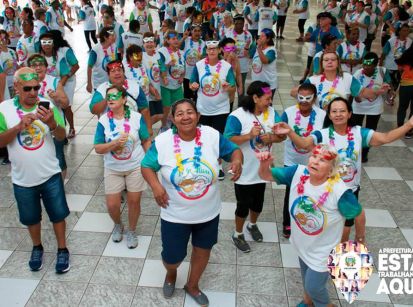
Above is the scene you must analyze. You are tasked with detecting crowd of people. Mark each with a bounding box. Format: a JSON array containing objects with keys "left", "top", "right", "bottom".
[{"left": 1, "top": 0, "right": 413, "bottom": 306}]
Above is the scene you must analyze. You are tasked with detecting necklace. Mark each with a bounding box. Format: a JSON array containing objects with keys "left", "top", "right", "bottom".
[
  {"left": 173, "top": 127, "right": 203, "bottom": 172},
  {"left": 39, "top": 80, "right": 47, "bottom": 97},
  {"left": 297, "top": 168, "right": 341, "bottom": 211},
  {"left": 107, "top": 106, "right": 131, "bottom": 141},
  {"left": 317, "top": 74, "right": 339, "bottom": 106},
  {"left": 204, "top": 58, "right": 222, "bottom": 88},
  {"left": 14, "top": 96, "right": 25, "bottom": 120},
  {"left": 328, "top": 125, "right": 355, "bottom": 158},
  {"left": 293, "top": 105, "right": 316, "bottom": 137},
  {"left": 167, "top": 47, "right": 182, "bottom": 66}
]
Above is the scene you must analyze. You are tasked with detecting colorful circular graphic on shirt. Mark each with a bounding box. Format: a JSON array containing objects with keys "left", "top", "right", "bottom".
[
  {"left": 169, "top": 64, "right": 185, "bottom": 80},
  {"left": 170, "top": 158, "right": 216, "bottom": 200},
  {"left": 200, "top": 74, "right": 221, "bottom": 97},
  {"left": 290, "top": 195, "right": 326, "bottom": 235},
  {"left": 111, "top": 135, "right": 135, "bottom": 160},
  {"left": 235, "top": 40, "right": 246, "bottom": 57},
  {"left": 337, "top": 149, "right": 358, "bottom": 183},
  {"left": 252, "top": 56, "right": 263, "bottom": 74},
  {"left": 137, "top": 14, "right": 147, "bottom": 25},
  {"left": 16, "top": 43, "right": 28, "bottom": 63},
  {"left": 249, "top": 135, "right": 271, "bottom": 153},
  {"left": 149, "top": 64, "right": 161, "bottom": 83},
  {"left": 17, "top": 121, "right": 45, "bottom": 150},
  {"left": 57, "top": 13, "right": 65, "bottom": 27},
  {"left": 3, "top": 57, "right": 17, "bottom": 76},
  {"left": 184, "top": 49, "right": 200, "bottom": 66}
]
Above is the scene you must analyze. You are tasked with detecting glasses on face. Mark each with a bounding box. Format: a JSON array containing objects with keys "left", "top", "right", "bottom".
[
  {"left": 41, "top": 40, "right": 53, "bottom": 46},
  {"left": 297, "top": 94, "right": 314, "bottom": 103},
  {"left": 106, "top": 91, "right": 123, "bottom": 101},
  {"left": 30, "top": 62, "right": 46, "bottom": 68},
  {"left": 22, "top": 85, "right": 41, "bottom": 92}
]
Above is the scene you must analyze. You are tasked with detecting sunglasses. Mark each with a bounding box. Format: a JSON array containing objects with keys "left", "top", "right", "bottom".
[
  {"left": 223, "top": 46, "right": 236, "bottom": 52},
  {"left": 23, "top": 85, "right": 41, "bottom": 92},
  {"left": 143, "top": 36, "right": 155, "bottom": 43},
  {"left": 106, "top": 92, "right": 123, "bottom": 101},
  {"left": 297, "top": 94, "right": 314, "bottom": 103},
  {"left": 41, "top": 40, "right": 53, "bottom": 45}
]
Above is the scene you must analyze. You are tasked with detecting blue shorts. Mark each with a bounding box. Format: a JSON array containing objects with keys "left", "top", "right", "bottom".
[
  {"left": 54, "top": 138, "right": 67, "bottom": 171},
  {"left": 161, "top": 215, "right": 219, "bottom": 264},
  {"left": 13, "top": 173, "right": 70, "bottom": 225}
]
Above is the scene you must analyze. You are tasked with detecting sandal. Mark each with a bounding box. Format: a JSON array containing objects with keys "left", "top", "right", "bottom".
[{"left": 67, "top": 129, "right": 75, "bottom": 139}]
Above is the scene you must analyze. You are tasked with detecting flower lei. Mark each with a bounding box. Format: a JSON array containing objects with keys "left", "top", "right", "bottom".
[
  {"left": 128, "top": 63, "right": 146, "bottom": 81},
  {"left": 233, "top": 29, "right": 250, "bottom": 57},
  {"left": 173, "top": 127, "right": 203, "bottom": 173},
  {"left": 328, "top": 125, "right": 355, "bottom": 158},
  {"left": 293, "top": 104, "right": 316, "bottom": 137},
  {"left": 346, "top": 41, "right": 360, "bottom": 61},
  {"left": 39, "top": 80, "right": 47, "bottom": 97},
  {"left": 103, "top": 44, "right": 116, "bottom": 61},
  {"left": 204, "top": 58, "right": 222, "bottom": 88},
  {"left": 167, "top": 47, "right": 182, "bottom": 66},
  {"left": 107, "top": 105, "right": 131, "bottom": 141},
  {"left": 317, "top": 74, "right": 339, "bottom": 105},
  {"left": 297, "top": 168, "right": 341, "bottom": 211},
  {"left": 359, "top": 68, "right": 378, "bottom": 89},
  {"left": 14, "top": 96, "right": 25, "bottom": 120}
]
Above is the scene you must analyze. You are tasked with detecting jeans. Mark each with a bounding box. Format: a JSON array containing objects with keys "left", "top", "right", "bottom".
[{"left": 299, "top": 258, "right": 331, "bottom": 307}]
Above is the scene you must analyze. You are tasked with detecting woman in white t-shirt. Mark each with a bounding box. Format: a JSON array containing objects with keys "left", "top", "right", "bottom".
[
  {"left": 273, "top": 96, "right": 413, "bottom": 243},
  {"left": 94, "top": 85, "right": 151, "bottom": 249},
  {"left": 258, "top": 144, "right": 361, "bottom": 307},
  {"left": 79, "top": 0, "right": 97, "bottom": 51},
  {"left": 141, "top": 99, "right": 242, "bottom": 305},
  {"left": 224, "top": 81, "right": 285, "bottom": 253}
]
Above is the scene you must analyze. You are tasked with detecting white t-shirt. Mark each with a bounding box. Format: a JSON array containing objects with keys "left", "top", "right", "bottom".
[
  {"left": 16, "top": 34, "right": 38, "bottom": 66},
  {"left": 225, "top": 107, "right": 280, "bottom": 184},
  {"left": 225, "top": 29, "right": 253, "bottom": 74},
  {"left": 276, "top": 0, "right": 289, "bottom": 16},
  {"left": 158, "top": 46, "right": 185, "bottom": 90},
  {"left": 288, "top": 165, "right": 349, "bottom": 272},
  {"left": 383, "top": 37, "right": 413, "bottom": 71},
  {"left": 183, "top": 38, "right": 205, "bottom": 80},
  {"left": 89, "top": 43, "right": 117, "bottom": 89},
  {"left": 251, "top": 46, "right": 278, "bottom": 90},
  {"left": 95, "top": 111, "right": 148, "bottom": 171},
  {"left": 245, "top": 3, "right": 259, "bottom": 30},
  {"left": 0, "top": 48, "right": 18, "bottom": 90},
  {"left": 121, "top": 31, "right": 143, "bottom": 51},
  {"left": 175, "top": 2, "right": 192, "bottom": 34},
  {"left": 296, "top": 0, "right": 309, "bottom": 19},
  {"left": 338, "top": 41, "right": 366, "bottom": 74},
  {"left": 123, "top": 60, "right": 151, "bottom": 98},
  {"left": 0, "top": 98, "right": 62, "bottom": 187},
  {"left": 46, "top": 7, "right": 65, "bottom": 34},
  {"left": 345, "top": 10, "right": 369, "bottom": 42},
  {"left": 81, "top": 5, "right": 96, "bottom": 31},
  {"left": 194, "top": 58, "right": 232, "bottom": 116},
  {"left": 257, "top": 7, "right": 276, "bottom": 33},
  {"left": 282, "top": 105, "right": 326, "bottom": 166},
  {"left": 352, "top": 67, "right": 388, "bottom": 115},
  {"left": 142, "top": 51, "right": 161, "bottom": 101}
]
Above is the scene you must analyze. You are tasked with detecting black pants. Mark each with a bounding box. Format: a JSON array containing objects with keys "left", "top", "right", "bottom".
[
  {"left": 199, "top": 113, "right": 229, "bottom": 134},
  {"left": 351, "top": 113, "right": 381, "bottom": 159},
  {"left": 397, "top": 85, "right": 413, "bottom": 127},
  {"left": 389, "top": 70, "right": 401, "bottom": 92},
  {"left": 282, "top": 184, "right": 291, "bottom": 227},
  {"left": 84, "top": 30, "right": 98, "bottom": 50},
  {"left": 364, "top": 34, "right": 375, "bottom": 52},
  {"left": 183, "top": 78, "right": 197, "bottom": 101},
  {"left": 234, "top": 183, "right": 266, "bottom": 218},
  {"left": 249, "top": 29, "right": 258, "bottom": 40},
  {"left": 277, "top": 15, "right": 287, "bottom": 30},
  {"left": 298, "top": 19, "right": 306, "bottom": 35}
]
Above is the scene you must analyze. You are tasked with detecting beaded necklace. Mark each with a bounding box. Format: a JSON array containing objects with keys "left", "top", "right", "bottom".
[
  {"left": 107, "top": 106, "right": 131, "bottom": 141},
  {"left": 297, "top": 168, "right": 341, "bottom": 211},
  {"left": 328, "top": 125, "right": 355, "bottom": 158},
  {"left": 204, "top": 58, "right": 222, "bottom": 88},
  {"left": 317, "top": 74, "right": 339, "bottom": 105},
  {"left": 293, "top": 104, "right": 316, "bottom": 137},
  {"left": 173, "top": 127, "right": 203, "bottom": 173}
]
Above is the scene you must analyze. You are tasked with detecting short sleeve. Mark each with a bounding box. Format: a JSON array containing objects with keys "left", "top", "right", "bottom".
[
  {"left": 271, "top": 165, "right": 298, "bottom": 186},
  {"left": 139, "top": 116, "right": 150, "bottom": 140},
  {"left": 338, "top": 189, "right": 362, "bottom": 219},
  {"left": 89, "top": 91, "right": 104, "bottom": 112},
  {"left": 141, "top": 142, "right": 161, "bottom": 171},
  {"left": 45, "top": 11, "right": 51, "bottom": 23},
  {"left": 281, "top": 111, "right": 288, "bottom": 123},
  {"left": 219, "top": 133, "right": 239, "bottom": 162},
  {"left": 66, "top": 48, "right": 78, "bottom": 66},
  {"left": 59, "top": 59, "right": 69, "bottom": 77},
  {"left": 360, "top": 127, "right": 374, "bottom": 148},
  {"left": 225, "top": 67, "right": 236, "bottom": 86},
  {"left": 136, "top": 87, "right": 149, "bottom": 110},
  {"left": 158, "top": 52, "right": 167, "bottom": 73},
  {"left": 0, "top": 112, "right": 7, "bottom": 133},
  {"left": 224, "top": 115, "right": 242, "bottom": 138},
  {"left": 265, "top": 49, "right": 276, "bottom": 64},
  {"left": 274, "top": 110, "right": 282, "bottom": 123},
  {"left": 94, "top": 122, "right": 106, "bottom": 144},
  {"left": 337, "top": 44, "right": 344, "bottom": 58},
  {"left": 383, "top": 68, "right": 391, "bottom": 84},
  {"left": 350, "top": 77, "right": 362, "bottom": 97},
  {"left": 88, "top": 50, "right": 97, "bottom": 67},
  {"left": 382, "top": 41, "right": 391, "bottom": 56},
  {"left": 190, "top": 65, "right": 200, "bottom": 83}
]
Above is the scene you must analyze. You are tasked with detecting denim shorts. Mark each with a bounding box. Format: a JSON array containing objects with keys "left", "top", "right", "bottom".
[
  {"left": 54, "top": 138, "right": 67, "bottom": 171},
  {"left": 13, "top": 173, "right": 70, "bottom": 225},
  {"left": 161, "top": 215, "right": 219, "bottom": 264}
]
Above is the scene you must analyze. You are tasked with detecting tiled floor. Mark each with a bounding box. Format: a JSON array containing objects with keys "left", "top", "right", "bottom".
[{"left": 1, "top": 1, "right": 413, "bottom": 307}]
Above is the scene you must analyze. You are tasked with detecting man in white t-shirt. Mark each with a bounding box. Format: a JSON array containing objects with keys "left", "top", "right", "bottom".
[{"left": 0, "top": 67, "right": 71, "bottom": 274}]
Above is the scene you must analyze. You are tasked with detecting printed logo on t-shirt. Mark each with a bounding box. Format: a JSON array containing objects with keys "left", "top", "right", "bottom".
[
  {"left": 170, "top": 158, "right": 216, "bottom": 200},
  {"left": 337, "top": 149, "right": 358, "bottom": 183},
  {"left": 184, "top": 49, "right": 200, "bottom": 66},
  {"left": 252, "top": 56, "right": 263, "bottom": 73},
  {"left": 200, "top": 74, "right": 220, "bottom": 97},
  {"left": 291, "top": 195, "right": 326, "bottom": 235},
  {"left": 149, "top": 63, "right": 160, "bottom": 83},
  {"left": 18, "top": 121, "right": 45, "bottom": 150},
  {"left": 111, "top": 135, "right": 134, "bottom": 160},
  {"left": 169, "top": 64, "right": 185, "bottom": 80}
]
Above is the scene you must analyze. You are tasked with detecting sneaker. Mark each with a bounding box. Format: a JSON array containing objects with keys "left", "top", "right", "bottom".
[
  {"left": 29, "top": 246, "right": 44, "bottom": 271},
  {"left": 232, "top": 233, "right": 251, "bottom": 253},
  {"left": 282, "top": 226, "right": 291, "bottom": 239},
  {"left": 247, "top": 224, "right": 263, "bottom": 242},
  {"left": 218, "top": 169, "right": 225, "bottom": 181},
  {"left": 112, "top": 223, "right": 124, "bottom": 242},
  {"left": 1, "top": 158, "right": 10, "bottom": 165},
  {"left": 280, "top": 35, "right": 285, "bottom": 40},
  {"left": 163, "top": 277, "right": 175, "bottom": 298},
  {"left": 55, "top": 249, "right": 70, "bottom": 274},
  {"left": 184, "top": 285, "right": 209, "bottom": 306},
  {"left": 405, "top": 129, "right": 413, "bottom": 139},
  {"left": 126, "top": 230, "right": 139, "bottom": 249}
]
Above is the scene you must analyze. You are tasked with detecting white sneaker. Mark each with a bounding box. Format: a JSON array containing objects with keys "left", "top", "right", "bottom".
[
  {"left": 112, "top": 223, "right": 124, "bottom": 242},
  {"left": 126, "top": 230, "right": 139, "bottom": 249}
]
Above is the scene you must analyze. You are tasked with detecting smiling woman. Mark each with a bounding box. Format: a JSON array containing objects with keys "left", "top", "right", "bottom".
[{"left": 141, "top": 98, "right": 242, "bottom": 305}]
